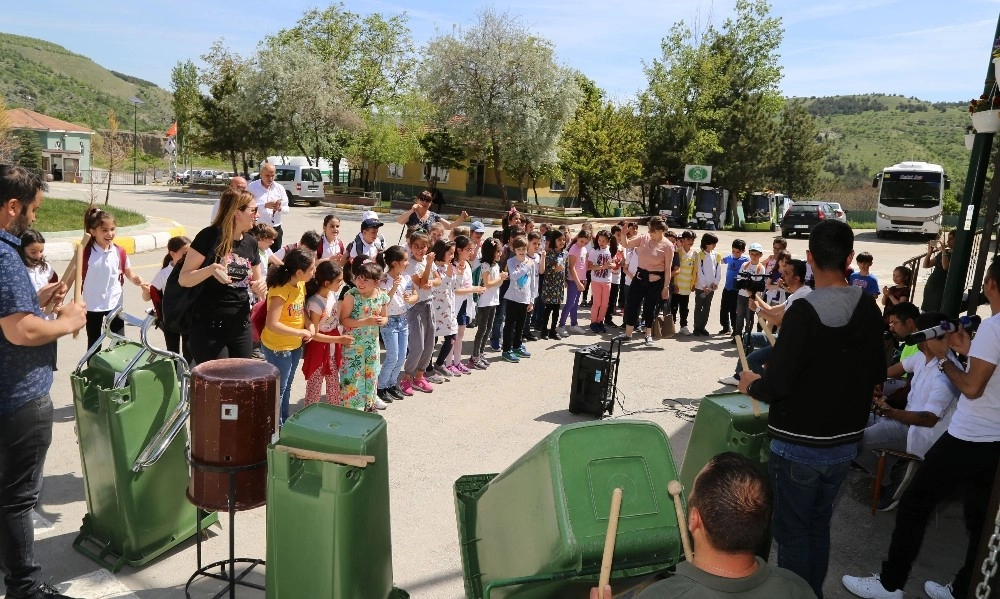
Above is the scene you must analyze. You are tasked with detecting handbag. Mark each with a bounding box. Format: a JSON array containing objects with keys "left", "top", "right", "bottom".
[{"left": 160, "top": 250, "right": 214, "bottom": 335}]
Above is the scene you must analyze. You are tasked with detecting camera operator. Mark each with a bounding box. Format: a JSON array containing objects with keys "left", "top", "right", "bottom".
[
  {"left": 737, "top": 221, "right": 885, "bottom": 597},
  {"left": 733, "top": 243, "right": 766, "bottom": 341},
  {"left": 843, "top": 258, "right": 1000, "bottom": 599},
  {"left": 719, "top": 259, "right": 811, "bottom": 386}
]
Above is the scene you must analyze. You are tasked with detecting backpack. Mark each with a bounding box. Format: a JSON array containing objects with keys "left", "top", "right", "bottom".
[
  {"left": 160, "top": 241, "right": 217, "bottom": 335},
  {"left": 82, "top": 242, "right": 127, "bottom": 287},
  {"left": 471, "top": 263, "right": 483, "bottom": 304},
  {"left": 321, "top": 237, "right": 345, "bottom": 260},
  {"left": 251, "top": 297, "right": 267, "bottom": 342}
]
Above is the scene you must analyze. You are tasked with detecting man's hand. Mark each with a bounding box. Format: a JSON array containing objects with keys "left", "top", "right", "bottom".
[
  {"left": 738, "top": 371, "right": 761, "bottom": 395},
  {"left": 589, "top": 585, "right": 612, "bottom": 599},
  {"left": 37, "top": 282, "right": 67, "bottom": 310},
  {"left": 55, "top": 300, "right": 87, "bottom": 334},
  {"left": 947, "top": 328, "right": 972, "bottom": 357}
]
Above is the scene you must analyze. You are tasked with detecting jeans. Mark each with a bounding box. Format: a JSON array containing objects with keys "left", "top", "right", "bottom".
[
  {"left": 735, "top": 333, "right": 772, "bottom": 377},
  {"left": 262, "top": 346, "right": 303, "bottom": 423},
  {"left": 502, "top": 302, "right": 529, "bottom": 352},
  {"left": 720, "top": 288, "right": 739, "bottom": 331},
  {"left": 560, "top": 280, "right": 581, "bottom": 326},
  {"left": 735, "top": 294, "right": 754, "bottom": 338},
  {"left": 880, "top": 433, "right": 1000, "bottom": 596},
  {"left": 0, "top": 394, "right": 53, "bottom": 597},
  {"left": 378, "top": 315, "right": 408, "bottom": 389},
  {"left": 769, "top": 451, "right": 851, "bottom": 598},
  {"left": 693, "top": 289, "right": 714, "bottom": 332}
]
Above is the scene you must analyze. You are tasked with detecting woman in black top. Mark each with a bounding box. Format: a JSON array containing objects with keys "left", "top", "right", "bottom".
[
  {"left": 179, "top": 188, "right": 266, "bottom": 363},
  {"left": 396, "top": 190, "right": 468, "bottom": 235}
]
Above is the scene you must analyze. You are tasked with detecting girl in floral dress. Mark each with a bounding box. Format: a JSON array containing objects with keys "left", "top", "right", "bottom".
[
  {"left": 339, "top": 259, "right": 390, "bottom": 411},
  {"left": 429, "top": 239, "right": 459, "bottom": 379}
]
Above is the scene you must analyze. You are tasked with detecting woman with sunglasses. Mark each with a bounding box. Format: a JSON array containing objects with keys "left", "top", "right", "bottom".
[
  {"left": 180, "top": 188, "right": 267, "bottom": 364},
  {"left": 397, "top": 190, "right": 468, "bottom": 235}
]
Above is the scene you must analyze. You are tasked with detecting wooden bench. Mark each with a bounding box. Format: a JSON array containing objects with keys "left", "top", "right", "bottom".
[
  {"left": 513, "top": 203, "right": 584, "bottom": 218},
  {"left": 338, "top": 186, "right": 367, "bottom": 196},
  {"left": 361, "top": 191, "right": 382, "bottom": 201}
]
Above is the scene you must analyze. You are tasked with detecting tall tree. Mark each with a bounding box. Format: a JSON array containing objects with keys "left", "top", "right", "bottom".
[
  {"left": 418, "top": 128, "right": 465, "bottom": 188},
  {"left": 418, "top": 9, "right": 580, "bottom": 207},
  {"left": 170, "top": 60, "right": 200, "bottom": 169},
  {"left": 102, "top": 110, "right": 126, "bottom": 204},
  {"left": 772, "top": 101, "right": 825, "bottom": 198},
  {"left": 14, "top": 131, "right": 42, "bottom": 170},
  {"left": 0, "top": 97, "right": 16, "bottom": 164}
]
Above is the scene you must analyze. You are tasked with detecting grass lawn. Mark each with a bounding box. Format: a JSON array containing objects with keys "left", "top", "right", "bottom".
[{"left": 34, "top": 198, "right": 146, "bottom": 233}]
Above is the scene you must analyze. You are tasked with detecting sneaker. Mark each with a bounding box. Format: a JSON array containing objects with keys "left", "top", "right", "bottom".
[
  {"left": 376, "top": 388, "right": 393, "bottom": 403},
  {"left": 924, "top": 580, "right": 955, "bottom": 599},
  {"left": 455, "top": 361, "right": 472, "bottom": 374},
  {"left": 399, "top": 380, "right": 415, "bottom": 396},
  {"left": 589, "top": 323, "right": 601, "bottom": 333},
  {"left": 558, "top": 326, "right": 569, "bottom": 337},
  {"left": 679, "top": 326, "right": 691, "bottom": 335},
  {"left": 489, "top": 343, "right": 501, "bottom": 352},
  {"left": 434, "top": 365, "right": 453, "bottom": 378},
  {"left": 718, "top": 375, "right": 739, "bottom": 386},
  {"left": 10, "top": 582, "right": 81, "bottom": 599},
  {"left": 251, "top": 348, "right": 265, "bottom": 360},
  {"left": 570, "top": 325, "right": 588, "bottom": 335},
  {"left": 412, "top": 378, "right": 434, "bottom": 393},
  {"left": 644, "top": 335, "right": 654, "bottom": 347},
  {"left": 372, "top": 397, "right": 389, "bottom": 410},
  {"left": 599, "top": 324, "right": 608, "bottom": 333},
  {"left": 445, "top": 364, "right": 463, "bottom": 377},
  {"left": 389, "top": 385, "right": 409, "bottom": 399},
  {"left": 719, "top": 328, "right": 731, "bottom": 335},
  {"left": 515, "top": 346, "right": 532, "bottom": 358},
  {"left": 523, "top": 331, "right": 538, "bottom": 341},
  {"left": 841, "top": 574, "right": 904, "bottom": 599},
  {"left": 469, "top": 357, "right": 488, "bottom": 370},
  {"left": 425, "top": 372, "right": 446, "bottom": 384},
  {"left": 501, "top": 350, "right": 520, "bottom": 363}
]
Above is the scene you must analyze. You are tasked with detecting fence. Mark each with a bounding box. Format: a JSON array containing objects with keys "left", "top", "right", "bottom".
[{"left": 77, "top": 170, "right": 149, "bottom": 185}]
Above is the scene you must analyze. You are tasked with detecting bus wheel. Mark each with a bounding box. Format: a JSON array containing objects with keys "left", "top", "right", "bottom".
[{"left": 876, "top": 231, "right": 887, "bottom": 239}]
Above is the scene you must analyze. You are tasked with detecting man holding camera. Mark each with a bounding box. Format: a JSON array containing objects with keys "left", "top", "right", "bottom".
[
  {"left": 738, "top": 221, "right": 885, "bottom": 597},
  {"left": 733, "top": 243, "right": 766, "bottom": 342}
]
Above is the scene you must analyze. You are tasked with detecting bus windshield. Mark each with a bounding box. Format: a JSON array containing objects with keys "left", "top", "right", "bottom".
[
  {"left": 879, "top": 172, "right": 942, "bottom": 209},
  {"left": 696, "top": 190, "right": 721, "bottom": 213},
  {"left": 744, "top": 194, "right": 771, "bottom": 221}
]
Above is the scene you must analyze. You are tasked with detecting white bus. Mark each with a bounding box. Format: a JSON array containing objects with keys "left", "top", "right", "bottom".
[{"left": 873, "top": 161, "right": 950, "bottom": 239}]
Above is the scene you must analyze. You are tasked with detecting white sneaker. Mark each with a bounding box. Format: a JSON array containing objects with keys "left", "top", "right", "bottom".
[
  {"left": 372, "top": 398, "right": 389, "bottom": 410},
  {"left": 569, "top": 325, "right": 587, "bottom": 334},
  {"left": 644, "top": 335, "right": 654, "bottom": 347},
  {"left": 718, "top": 375, "right": 739, "bottom": 386},
  {"left": 842, "top": 574, "right": 904, "bottom": 599},
  {"left": 924, "top": 580, "right": 955, "bottom": 599},
  {"left": 557, "top": 326, "right": 569, "bottom": 338},
  {"left": 679, "top": 326, "right": 691, "bottom": 335}
]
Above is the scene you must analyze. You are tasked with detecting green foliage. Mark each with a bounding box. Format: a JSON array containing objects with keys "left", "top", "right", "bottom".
[
  {"left": 14, "top": 130, "right": 41, "bottom": 170},
  {"left": 805, "top": 95, "right": 887, "bottom": 117},
  {"left": 109, "top": 70, "right": 158, "bottom": 88},
  {"left": 419, "top": 128, "right": 466, "bottom": 183},
  {"left": 0, "top": 33, "right": 173, "bottom": 132},
  {"left": 773, "top": 102, "right": 825, "bottom": 198},
  {"left": 170, "top": 60, "right": 199, "bottom": 165},
  {"left": 34, "top": 198, "right": 144, "bottom": 233},
  {"left": 943, "top": 190, "right": 961, "bottom": 215}
]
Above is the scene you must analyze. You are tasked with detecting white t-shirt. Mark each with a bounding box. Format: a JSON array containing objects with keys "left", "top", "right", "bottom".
[
  {"left": 588, "top": 247, "right": 613, "bottom": 284},
  {"left": 82, "top": 244, "right": 131, "bottom": 312},
  {"left": 950, "top": 313, "right": 1000, "bottom": 442},
  {"left": 306, "top": 293, "right": 340, "bottom": 333},
  {"left": 624, "top": 249, "right": 639, "bottom": 286},
  {"left": 151, "top": 264, "right": 172, "bottom": 292},
  {"left": 26, "top": 263, "right": 55, "bottom": 292},
  {"left": 380, "top": 272, "right": 413, "bottom": 317},
  {"left": 478, "top": 262, "right": 502, "bottom": 307},
  {"left": 319, "top": 236, "right": 346, "bottom": 261},
  {"left": 783, "top": 285, "right": 812, "bottom": 308},
  {"left": 902, "top": 351, "right": 959, "bottom": 457},
  {"left": 248, "top": 179, "right": 289, "bottom": 227},
  {"left": 403, "top": 257, "right": 433, "bottom": 302}
]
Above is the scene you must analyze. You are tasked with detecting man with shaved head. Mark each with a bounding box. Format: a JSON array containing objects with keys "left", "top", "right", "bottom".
[
  {"left": 210, "top": 176, "right": 250, "bottom": 223},
  {"left": 248, "top": 163, "right": 288, "bottom": 251}
]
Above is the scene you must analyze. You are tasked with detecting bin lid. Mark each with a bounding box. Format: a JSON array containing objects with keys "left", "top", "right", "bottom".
[{"left": 277, "top": 403, "right": 385, "bottom": 454}]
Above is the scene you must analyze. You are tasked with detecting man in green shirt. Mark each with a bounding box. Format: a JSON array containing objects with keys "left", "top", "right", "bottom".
[{"left": 591, "top": 453, "right": 816, "bottom": 599}]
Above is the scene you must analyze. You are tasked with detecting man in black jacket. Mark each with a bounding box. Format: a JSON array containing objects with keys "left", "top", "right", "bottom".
[{"left": 738, "top": 220, "right": 885, "bottom": 598}]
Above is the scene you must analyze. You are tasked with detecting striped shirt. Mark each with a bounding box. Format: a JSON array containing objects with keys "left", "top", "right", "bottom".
[{"left": 673, "top": 248, "right": 697, "bottom": 295}]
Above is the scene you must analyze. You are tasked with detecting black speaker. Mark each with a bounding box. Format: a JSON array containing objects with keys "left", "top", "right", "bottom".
[{"left": 568, "top": 337, "right": 623, "bottom": 418}]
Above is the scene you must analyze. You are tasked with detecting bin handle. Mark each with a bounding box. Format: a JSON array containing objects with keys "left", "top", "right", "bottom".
[
  {"left": 131, "top": 313, "right": 193, "bottom": 472},
  {"left": 273, "top": 445, "right": 375, "bottom": 469},
  {"left": 73, "top": 300, "right": 150, "bottom": 382}
]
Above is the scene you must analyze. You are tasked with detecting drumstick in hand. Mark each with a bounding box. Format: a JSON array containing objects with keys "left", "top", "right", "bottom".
[
  {"left": 668, "top": 480, "right": 694, "bottom": 562},
  {"left": 598, "top": 488, "right": 624, "bottom": 599}
]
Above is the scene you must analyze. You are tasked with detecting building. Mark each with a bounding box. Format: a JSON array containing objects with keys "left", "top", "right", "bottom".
[{"left": 7, "top": 108, "right": 94, "bottom": 182}]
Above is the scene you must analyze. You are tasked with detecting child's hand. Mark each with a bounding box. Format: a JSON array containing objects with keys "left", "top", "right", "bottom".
[
  {"left": 300, "top": 329, "right": 314, "bottom": 342},
  {"left": 394, "top": 274, "right": 403, "bottom": 288},
  {"left": 576, "top": 282, "right": 584, "bottom": 292},
  {"left": 339, "top": 335, "right": 354, "bottom": 347},
  {"left": 473, "top": 286, "right": 486, "bottom": 294},
  {"left": 425, "top": 252, "right": 436, "bottom": 264},
  {"left": 132, "top": 274, "right": 144, "bottom": 286},
  {"left": 500, "top": 271, "right": 509, "bottom": 281}
]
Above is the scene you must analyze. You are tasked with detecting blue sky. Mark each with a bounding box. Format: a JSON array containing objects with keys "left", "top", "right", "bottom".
[{"left": 2, "top": 1, "right": 998, "bottom": 102}]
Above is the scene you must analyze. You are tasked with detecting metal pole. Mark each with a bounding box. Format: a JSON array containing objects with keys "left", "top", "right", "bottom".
[
  {"left": 133, "top": 103, "right": 138, "bottom": 185},
  {"left": 941, "top": 15, "right": 1000, "bottom": 316}
]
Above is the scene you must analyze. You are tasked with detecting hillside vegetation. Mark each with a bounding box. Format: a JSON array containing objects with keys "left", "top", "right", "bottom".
[{"left": 0, "top": 32, "right": 173, "bottom": 133}]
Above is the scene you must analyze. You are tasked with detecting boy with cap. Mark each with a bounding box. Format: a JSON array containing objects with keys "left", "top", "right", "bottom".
[{"left": 349, "top": 215, "right": 385, "bottom": 261}]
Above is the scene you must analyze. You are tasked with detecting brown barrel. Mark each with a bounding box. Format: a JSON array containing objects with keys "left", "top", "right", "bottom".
[{"left": 187, "top": 358, "right": 278, "bottom": 511}]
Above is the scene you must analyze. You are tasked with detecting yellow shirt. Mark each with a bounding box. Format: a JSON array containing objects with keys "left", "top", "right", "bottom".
[
  {"left": 673, "top": 248, "right": 697, "bottom": 295},
  {"left": 261, "top": 281, "right": 306, "bottom": 352}
]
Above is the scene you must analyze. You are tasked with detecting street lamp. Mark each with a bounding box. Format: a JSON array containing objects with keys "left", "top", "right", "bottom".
[{"left": 128, "top": 97, "right": 143, "bottom": 185}]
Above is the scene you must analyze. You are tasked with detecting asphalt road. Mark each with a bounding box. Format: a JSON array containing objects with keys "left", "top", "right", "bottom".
[{"left": 19, "top": 182, "right": 973, "bottom": 599}]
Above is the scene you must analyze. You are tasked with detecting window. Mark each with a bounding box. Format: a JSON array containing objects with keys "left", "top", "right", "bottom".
[
  {"left": 549, "top": 179, "right": 567, "bottom": 192},
  {"left": 420, "top": 164, "right": 450, "bottom": 183},
  {"left": 387, "top": 163, "right": 404, "bottom": 179}
]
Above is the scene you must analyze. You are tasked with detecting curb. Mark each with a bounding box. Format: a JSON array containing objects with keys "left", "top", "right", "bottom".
[{"left": 45, "top": 221, "right": 187, "bottom": 262}]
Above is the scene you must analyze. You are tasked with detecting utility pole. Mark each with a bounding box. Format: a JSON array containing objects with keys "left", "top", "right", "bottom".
[{"left": 128, "top": 97, "right": 143, "bottom": 185}]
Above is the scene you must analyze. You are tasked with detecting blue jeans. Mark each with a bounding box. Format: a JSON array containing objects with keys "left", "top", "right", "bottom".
[
  {"left": 379, "top": 315, "right": 408, "bottom": 389},
  {"left": 769, "top": 451, "right": 850, "bottom": 599},
  {"left": 262, "top": 346, "right": 303, "bottom": 423},
  {"left": 0, "top": 394, "right": 53, "bottom": 597}
]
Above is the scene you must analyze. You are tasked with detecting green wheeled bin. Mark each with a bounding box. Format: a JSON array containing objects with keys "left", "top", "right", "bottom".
[
  {"left": 69, "top": 322, "right": 216, "bottom": 572},
  {"left": 265, "top": 403, "right": 408, "bottom": 599},
  {"left": 454, "top": 420, "right": 684, "bottom": 599},
  {"left": 679, "top": 392, "right": 771, "bottom": 557}
]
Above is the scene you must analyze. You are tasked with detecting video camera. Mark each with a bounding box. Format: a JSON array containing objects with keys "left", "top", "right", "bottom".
[
  {"left": 903, "top": 315, "right": 982, "bottom": 345},
  {"left": 735, "top": 271, "right": 768, "bottom": 294}
]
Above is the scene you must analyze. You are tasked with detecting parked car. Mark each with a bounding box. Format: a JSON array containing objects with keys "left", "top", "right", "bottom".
[
  {"left": 780, "top": 201, "right": 836, "bottom": 237},
  {"left": 174, "top": 170, "right": 192, "bottom": 183},
  {"left": 826, "top": 202, "right": 847, "bottom": 223},
  {"left": 273, "top": 164, "right": 324, "bottom": 206}
]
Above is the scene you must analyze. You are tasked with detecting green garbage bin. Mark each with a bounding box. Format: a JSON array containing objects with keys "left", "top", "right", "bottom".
[
  {"left": 679, "top": 392, "right": 771, "bottom": 557},
  {"left": 455, "top": 420, "right": 683, "bottom": 599},
  {"left": 70, "top": 341, "right": 216, "bottom": 572},
  {"left": 614, "top": 207, "right": 623, "bottom": 217},
  {"left": 266, "top": 403, "right": 407, "bottom": 599}
]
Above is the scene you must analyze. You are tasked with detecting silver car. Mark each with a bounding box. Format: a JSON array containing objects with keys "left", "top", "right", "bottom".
[{"left": 827, "top": 202, "right": 848, "bottom": 223}]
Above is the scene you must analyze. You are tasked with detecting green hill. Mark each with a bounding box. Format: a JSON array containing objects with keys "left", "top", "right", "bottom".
[{"left": 0, "top": 32, "right": 173, "bottom": 133}]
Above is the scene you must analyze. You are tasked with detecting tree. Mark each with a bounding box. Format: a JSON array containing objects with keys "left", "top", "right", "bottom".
[
  {"left": 102, "top": 110, "right": 127, "bottom": 204},
  {"left": 418, "top": 128, "right": 465, "bottom": 189},
  {"left": 170, "top": 60, "right": 200, "bottom": 169},
  {"left": 772, "top": 101, "right": 825, "bottom": 198},
  {"left": 14, "top": 131, "right": 42, "bottom": 170},
  {"left": 418, "top": 9, "right": 580, "bottom": 207},
  {"left": 0, "top": 96, "right": 16, "bottom": 163},
  {"left": 345, "top": 101, "right": 424, "bottom": 190}
]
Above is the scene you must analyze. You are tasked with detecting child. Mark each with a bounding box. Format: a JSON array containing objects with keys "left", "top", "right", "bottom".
[
  {"left": 272, "top": 230, "right": 322, "bottom": 268},
  {"left": 468, "top": 238, "right": 507, "bottom": 369},
  {"left": 850, "top": 252, "right": 880, "bottom": 297},
  {"left": 580, "top": 222, "right": 595, "bottom": 307},
  {"left": 501, "top": 236, "right": 537, "bottom": 363},
  {"left": 526, "top": 231, "right": 545, "bottom": 340},
  {"left": 400, "top": 232, "right": 442, "bottom": 394},
  {"left": 764, "top": 250, "right": 792, "bottom": 306},
  {"left": 670, "top": 230, "right": 697, "bottom": 335},
  {"left": 144, "top": 235, "right": 191, "bottom": 361},
  {"left": 319, "top": 214, "right": 347, "bottom": 265},
  {"left": 339, "top": 259, "right": 390, "bottom": 411},
  {"left": 559, "top": 230, "right": 591, "bottom": 335},
  {"left": 587, "top": 230, "right": 615, "bottom": 333},
  {"left": 430, "top": 239, "right": 459, "bottom": 378},
  {"left": 605, "top": 225, "right": 625, "bottom": 328},
  {"left": 77, "top": 207, "right": 145, "bottom": 349},
  {"left": 377, "top": 246, "right": 417, "bottom": 401},
  {"left": 251, "top": 223, "right": 277, "bottom": 273},
  {"left": 489, "top": 226, "right": 525, "bottom": 351},
  {"left": 261, "top": 247, "right": 316, "bottom": 423},
  {"left": 720, "top": 239, "right": 748, "bottom": 336},
  {"left": 428, "top": 221, "right": 446, "bottom": 246},
  {"left": 881, "top": 265, "right": 912, "bottom": 316},
  {"left": 303, "top": 261, "right": 354, "bottom": 407},
  {"left": 449, "top": 236, "right": 485, "bottom": 374},
  {"left": 348, "top": 218, "right": 385, "bottom": 261},
  {"left": 19, "top": 229, "right": 57, "bottom": 302},
  {"left": 734, "top": 242, "right": 765, "bottom": 340},
  {"left": 693, "top": 232, "right": 723, "bottom": 336},
  {"left": 539, "top": 230, "right": 567, "bottom": 339}
]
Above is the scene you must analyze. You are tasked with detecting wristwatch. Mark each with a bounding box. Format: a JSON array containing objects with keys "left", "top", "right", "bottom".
[{"left": 937, "top": 357, "right": 950, "bottom": 372}]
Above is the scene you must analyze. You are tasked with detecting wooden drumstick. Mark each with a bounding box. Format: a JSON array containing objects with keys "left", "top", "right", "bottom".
[
  {"left": 734, "top": 336, "right": 761, "bottom": 418},
  {"left": 598, "top": 488, "right": 623, "bottom": 599},
  {"left": 668, "top": 480, "right": 694, "bottom": 562},
  {"left": 71, "top": 233, "right": 91, "bottom": 338}
]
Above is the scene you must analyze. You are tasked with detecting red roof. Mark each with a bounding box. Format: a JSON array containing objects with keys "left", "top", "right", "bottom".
[{"left": 6, "top": 108, "right": 93, "bottom": 134}]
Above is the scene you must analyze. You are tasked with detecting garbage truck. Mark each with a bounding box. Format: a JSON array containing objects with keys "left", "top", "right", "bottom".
[{"left": 691, "top": 187, "right": 728, "bottom": 230}]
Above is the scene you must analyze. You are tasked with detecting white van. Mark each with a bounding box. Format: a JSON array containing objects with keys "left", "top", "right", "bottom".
[{"left": 273, "top": 164, "right": 324, "bottom": 207}]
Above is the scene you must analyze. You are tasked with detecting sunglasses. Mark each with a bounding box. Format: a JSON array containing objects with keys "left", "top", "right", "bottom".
[
  {"left": 418, "top": 198, "right": 431, "bottom": 203},
  {"left": 244, "top": 205, "right": 258, "bottom": 214}
]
